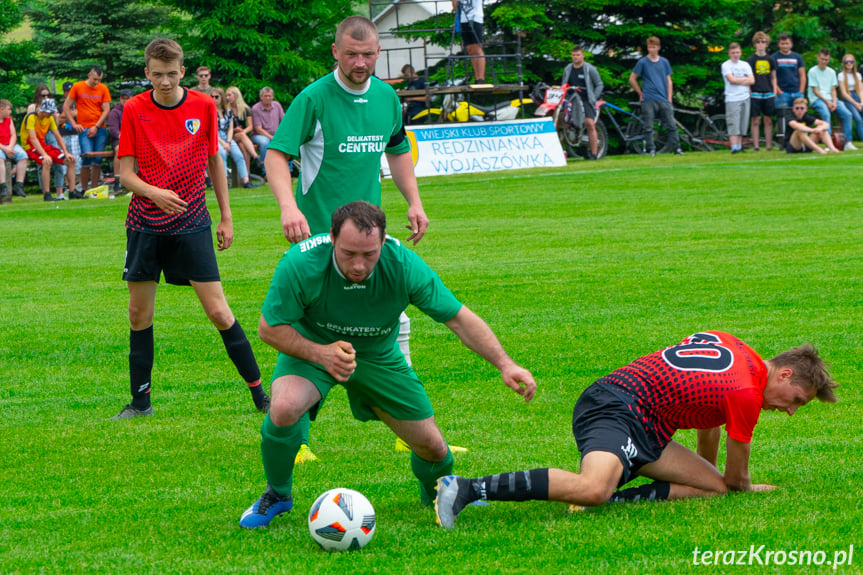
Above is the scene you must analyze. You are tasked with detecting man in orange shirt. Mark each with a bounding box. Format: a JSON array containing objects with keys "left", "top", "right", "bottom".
[{"left": 63, "top": 66, "right": 111, "bottom": 192}]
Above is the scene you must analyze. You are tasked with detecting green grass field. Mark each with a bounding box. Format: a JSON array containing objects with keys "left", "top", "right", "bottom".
[{"left": 2, "top": 150, "right": 861, "bottom": 574}]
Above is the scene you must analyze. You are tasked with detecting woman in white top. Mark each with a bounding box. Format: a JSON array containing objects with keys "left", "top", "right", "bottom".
[{"left": 837, "top": 54, "right": 863, "bottom": 145}]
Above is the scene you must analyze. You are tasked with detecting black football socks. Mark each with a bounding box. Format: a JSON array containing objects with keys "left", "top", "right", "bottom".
[
  {"left": 129, "top": 326, "right": 154, "bottom": 410},
  {"left": 470, "top": 469, "right": 550, "bottom": 502},
  {"left": 219, "top": 319, "right": 267, "bottom": 407}
]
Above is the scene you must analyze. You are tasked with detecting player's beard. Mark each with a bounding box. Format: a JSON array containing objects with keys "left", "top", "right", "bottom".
[{"left": 341, "top": 63, "right": 371, "bottom": 88}]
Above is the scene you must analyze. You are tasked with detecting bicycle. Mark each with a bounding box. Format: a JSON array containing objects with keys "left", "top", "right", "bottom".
[
  {"left": 652, "top": 100, "right": 728, "bottom": 152},
  {"left": 594, "top": 98, "right": 652, "bottom": 154}
]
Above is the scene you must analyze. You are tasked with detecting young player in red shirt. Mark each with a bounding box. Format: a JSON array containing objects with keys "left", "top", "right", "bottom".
[
  {"left": 112, "top": 38, "right": 268, "bottom": 419},
  {"left": 435, "top": 331, "right": 839, "bottom": 528}
]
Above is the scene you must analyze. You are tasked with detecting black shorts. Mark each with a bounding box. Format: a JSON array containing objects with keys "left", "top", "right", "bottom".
[
  {"left": 123, "top": 227, "right": 220, "bottom": 286},
  {"left": 461, "top": 21, "right": 483, "bottom": 46},
  {"left": 571, "top": 382, "right": 664, "bottom": 488},
  {"left": 750, "top": 95, "right": 776, "bottom": 118},
  {"left": 784, "top": 141, "right": 812, "bottom": 154},
  {"left": 569, "top": 90, "right": 596, "bottom": 121}
]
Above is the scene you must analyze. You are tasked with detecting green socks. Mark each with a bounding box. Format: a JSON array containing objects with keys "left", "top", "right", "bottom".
[
  {"left": 260, "top": 412, "right": 307, "bottom": 496},
  {"left": 411, "top": 447, "right": 454, "bottom": 505}
]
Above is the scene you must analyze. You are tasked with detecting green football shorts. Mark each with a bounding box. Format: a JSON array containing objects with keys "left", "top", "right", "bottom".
[{"left": 271, "top": 352, "right": 434, "bottom": 422}]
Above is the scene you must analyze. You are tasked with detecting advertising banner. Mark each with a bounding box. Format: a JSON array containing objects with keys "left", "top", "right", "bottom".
[{"left": 399, "top": 118, "right": 566, "bottom": 177}]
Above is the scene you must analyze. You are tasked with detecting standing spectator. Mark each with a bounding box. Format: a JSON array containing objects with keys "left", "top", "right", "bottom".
[
  {"left": 0, "top": 99, "right": 29, "bottom": 202},
  {"left": 64, "top": 66, "right": 112, "bottom": 192},
  {"left": 212, "top": 87, "right": 255, "bottom": 188},
  {"left": 251, "top": 86, "right": 284, "bottom": 171},
  {"left": 837, "top": 54, "right": 863, "bottom": 148},
  {"left": 452, "top": 0, "right": 486, "bottom": 83},
  {"left": 20, "top": 98, "right": 76, "bottom": 201},
  {"left": 807, "top": 48, "right": 854, "bottom": 150},
  {"left": 107, "top": 89, "right": 133, "bottom": 194},
  {"left": 57, "top": 81, "right": 83, "bottom": 198},
  {"left": 746, "top": 32, "right": 778, "bottom": 151},
  {"left": 628, "top": 36, "right": 682, "bottom": 156},
  {"left": 785, "top": 97, "right": 841, "bottom": 154},
  {"left": 192, "top": 66, "right": 214, "bottom": 95},
  {"left": 561, "top": 45, "right": 604, "bottom": 160},
  {"left": 225, "top": 86, "right": 263, "bottom": 171},
  {"left": 722, "top": 42, "right": 755, "bottom": 154},
  {"left": 113, "top": 38, "right": 268, "bottom": 419},
  {"left": 772, "top": 34, "right": 806, "bottom": 109}
]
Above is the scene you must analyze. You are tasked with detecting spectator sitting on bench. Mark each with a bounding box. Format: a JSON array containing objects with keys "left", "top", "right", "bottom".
[
  {"left": 26, "top": 84, "right": 51, "bottom": 115},
  {"left": 251, "top": 86, "right": 284, "bottom": 174},
  {"left": 213, "top": 87, "right": 256, "bottom": 188},
  {"left": 226, "top": 86, "right": 263, "bottom": 172},
  {"left": 785, "top": 97, "right": 841, "bottom": 155},
  {"left": 0, "top": 99, "right": 29, "bottom": 202},
  {"left": 21, "top": 98, "right": 77, "bottom": 201}
]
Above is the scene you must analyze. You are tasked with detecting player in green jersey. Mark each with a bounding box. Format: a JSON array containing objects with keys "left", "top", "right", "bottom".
[
  {"left": 265, "top": 16, "right": 430, "bottom": 462},
  {"left": 238, "top": 201, "right": 536, "bottom": 529}
]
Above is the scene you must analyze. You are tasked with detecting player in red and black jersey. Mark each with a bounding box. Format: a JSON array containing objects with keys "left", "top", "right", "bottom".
[
  {"left": 434, "top": 332, "right": 839, "bottom": 528},
  {"left": 112, "top": 38, "right": 269, "bottom": 419}
]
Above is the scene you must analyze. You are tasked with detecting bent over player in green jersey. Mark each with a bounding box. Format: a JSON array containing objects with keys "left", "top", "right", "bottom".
[{"left": 239, "top": 201, "right": 536, "bottom": 528}]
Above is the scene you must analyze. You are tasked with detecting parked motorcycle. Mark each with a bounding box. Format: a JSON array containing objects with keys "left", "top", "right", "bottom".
[{"left": 531, "top": 82, "right": 609, "bottom": 159}]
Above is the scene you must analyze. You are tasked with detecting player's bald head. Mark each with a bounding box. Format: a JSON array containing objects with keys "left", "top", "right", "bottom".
[{"left": 335, "top": 16, "right": 379, "bottom": 47}]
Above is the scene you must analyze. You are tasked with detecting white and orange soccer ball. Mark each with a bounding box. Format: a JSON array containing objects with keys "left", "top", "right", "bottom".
[{"left": 308, "top": 488, "right": 376, "bottom": 551}]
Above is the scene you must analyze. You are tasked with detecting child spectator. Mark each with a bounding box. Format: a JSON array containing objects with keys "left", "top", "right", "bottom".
[
  {"left": 57, "top": 81, "right": 83, "bottom": 198},
  {"left": 721, "top": 42, "right": 754, "bottom": 154},
  {"left": 837, "top": 54, "right": 863, "bottom": 148},
  {"left": 0, "top": 99, "right": 29, "bottom": 202},
  {"left": 20, "top": 98, "right": 77, "bottom": 201},
  {"left": 225, "top": 86, "right": 263, "bottom": 172},
  {"left": 212, "top": 87, "right": 255, "bottom": 188},
  {"left": 746, "top": 32, "right": 778, "bottom": 151}
]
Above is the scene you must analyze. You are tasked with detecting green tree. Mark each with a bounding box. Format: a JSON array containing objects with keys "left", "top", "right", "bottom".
[
  {"left": 24, "top": 0, "right": 175, "bottom": 89},
  {"left": 490, "top": 0, "right": 746, "bottom": 101},
  {"left": 165, "top": 0, "right": 356, "bottom": 104},
  {"left": 0, "top": 1, "right": 36, "bottom": 107},
  {"left": 743, "top": 0, "right": 863, "bottom": 62}
]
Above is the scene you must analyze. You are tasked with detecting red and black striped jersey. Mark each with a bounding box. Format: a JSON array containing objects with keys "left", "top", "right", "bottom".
[
  {"left": 598, "top": 331, "right": 767, "bottom": 447},
  {"left": 119, "top": 89, "right": 217, "bottom": 235}
]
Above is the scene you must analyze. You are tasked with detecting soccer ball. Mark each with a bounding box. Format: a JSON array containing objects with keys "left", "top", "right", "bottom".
[{"left": 308, "top": 488, "right": 376, "bottom": 551}]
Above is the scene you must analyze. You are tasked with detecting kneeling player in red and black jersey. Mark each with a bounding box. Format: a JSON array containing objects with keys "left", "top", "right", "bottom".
[
  {"left": 435, "top": 331, "right": 839, "bottom": 528},
  {"left": 111, "top": 38, "right": 268, "bottom": 419}
]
